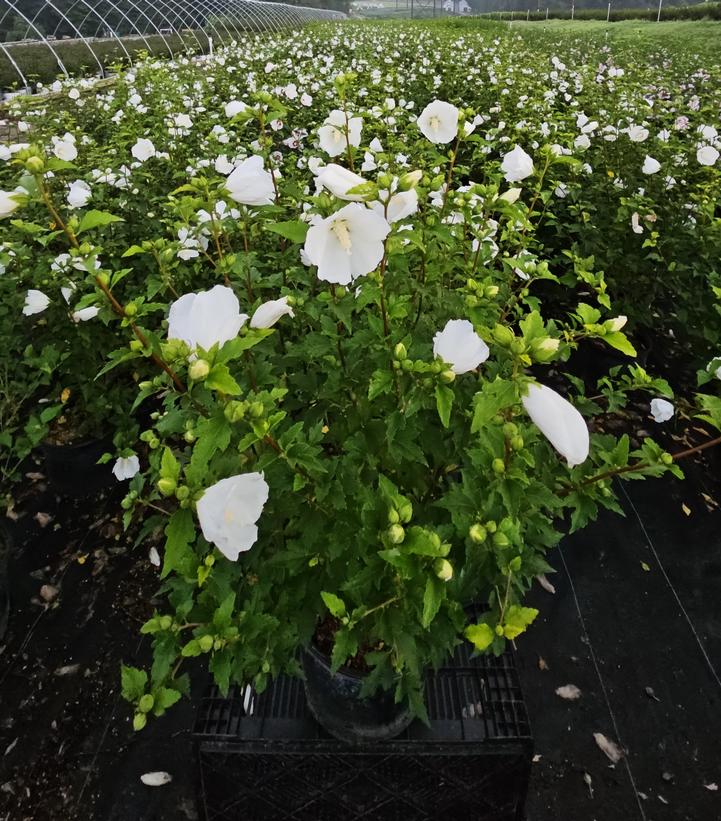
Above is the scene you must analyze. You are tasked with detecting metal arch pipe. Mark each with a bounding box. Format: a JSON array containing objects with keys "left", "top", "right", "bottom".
[
  {"left": 59, "top": 0, "right": 135, "bottom": 64},
  {"left": 105, "top": 0, "right": 178, "bottom": 57},
  {"left": 189, "top": 0, "right": 238, "bottom": 46},
  {"left": 23, "top": 0, "right": 107, "bottom": 76},
  {"left": 202, "top": 0, "right": 244, "bottom": 44},
  {"left": 0, "top": 39, "right": 29, "bottom": 89},
  {"left": 145, "top": 0, "right": 205, "bottom": 53},
  {"left": 226, "top": 0, "right": 263, "bottom": 37},
  {"left": 254, "top": 0, "right": 287, "bottom": 34},
  {"left": 0, "top": 0, "right": 71, "bottom": 78}
]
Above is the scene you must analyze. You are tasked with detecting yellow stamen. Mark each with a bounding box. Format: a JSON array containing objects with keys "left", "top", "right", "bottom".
[{"left": 330, "top": 218, "right": 352, "bottom": 252}]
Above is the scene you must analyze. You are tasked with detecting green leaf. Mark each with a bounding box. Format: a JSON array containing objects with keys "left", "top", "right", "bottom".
[
  {"left": 603, "top": 332, "right": 637, "bottom": 358},
  {"left": 464, "top": 623, "right": 494, "bottom": 652},
  {"left": 121, "top": 665, "right": 148, "bottom": 702},
  {"left": 185, "top": 414, "right": 232, "bottom": 485},
  {"left": 435, "top": 384, "right": 454, "bottom": 429},
  {"left": 403, "top": 526, "right": 449, "bottom": 557},
  {"left": 209, "top": 650, "right": 232, "bottom": 695},
  {"left": 330, "top": 629, "right": 358, "bottom": 674},
  {"left": 77, "top": 209, "right": 124, "bottom": 234},
  {"left": 368, "top": 369, "right": 393, "bottom": 400},
  {"left": 161, "top": 508, "right": 197, "bottom": 580},
  {"left": 320, "top": 591, "right": 346, "bottom": 618},
  {"left": 160, "top": 447, "right": 180, "bottom": 482},
  {"left": 422, "top": 576, "right": 445, "bottom": 628},
  {"left": 471, "top": 379, "right": 518, "bottom": 433},
  {"left": 502, "top": 605, "right": 538, "bottom": 640},
  {"left": 205, "top": 363, "right": 241, "bottom": 395},
  {"left": 213, "top": 593, "right": 236, "bottom": 630},
  {"left": 265, "top": 220, "right": 308, "bottom": 243},
  {"left": 152, "top": 687, "right": 182, "bottom": 716}
]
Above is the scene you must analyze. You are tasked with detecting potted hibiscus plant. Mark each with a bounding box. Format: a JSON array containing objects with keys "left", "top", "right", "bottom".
[{"left": 108, "top": 93, "right": 690, "bottom": 740}]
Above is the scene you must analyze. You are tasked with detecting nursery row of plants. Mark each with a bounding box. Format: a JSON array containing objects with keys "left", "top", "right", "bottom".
[
  {"left": 482, "top": 2, "right": 721, "bottom": 21},
  {"left": 1, "top": 17, "right": 720, "bottom": 729}
]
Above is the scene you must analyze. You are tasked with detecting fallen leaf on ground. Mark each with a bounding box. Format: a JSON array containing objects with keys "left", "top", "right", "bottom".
[
  {"left": 34, "top": 512, "right": 52, "bottom": 528},
  {"left": 140, "top": 772, "right": 172, "bottom": 787},
  {"left": 25, "top": 472, "right": 45, "bottom": 481},
  {"left": 149, "top": 547, "right": 161, "bottom": 567},
  {"left": 54, "top": 664, "right": 80, "bottom": 676},
  {"left": 537, "top": 574, "right": 556, "bottom": 594},
  {"left": 593, "top": 732, "right": 623, "bottom": 763},
  {"left": 39, "top": 584, "right": 59, "bottom": 603},
  {"left": 556, "top": 684, "right": 582, "bottom": 700}
]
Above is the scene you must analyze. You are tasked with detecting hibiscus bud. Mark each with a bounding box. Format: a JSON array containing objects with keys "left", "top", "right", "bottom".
[
  {"left": 377, "top": 171, "right": 393, "bottom": 189},
  {"left": 493, "top": 325, "right": 515, "bottom": 347},
  {"left": 133, "top": 713, "right": 147, "bottom": 732},
  {"left": 159, "top": 615, "right": 173, "bottom": 630},
  {"left": 440, "top": 369, "right": 456, "bottom": 384},
  {"left": 125, "top": 302, "right": 138, "bottom": 317},
  {"left": 495, "top": 624, "right": 504, "bottom": 637},
  {"left": 130, "top": 340, "right": 143, "bottom": 352},
  {"left": 175, "top": 486, "right": 190, "bottom": 501},
  {"left": 398, "top": 170, "right": 422, "bottom": 191},
  {"left": 401, "top": 359, "right": 414, "bottom": 371},
  {"left": 503, "top": 422, "right": 518, "bottom": 437},
  {"left": 25, "top": 155, "right": 45, "bottom": 174},
  {"left": 199, "top": 635, "right": 214, "bottom": 652},
  {"left": 189, "top": 359, "right": 210, "bottom": 381},
  {"left": 138, "top": 694, "right": 154, "bottom": 714},
  {"left": 387, "top": 524, "right": 405, "bottom": 544},
  {"left": 531, "top": 337, "right": 560, "bottom": 362},
  {"left": 467, "top": 278, "right": 480, "bottom": 291},
  {"left": 465, "top": 294, "right": 479, "bottom": 308},
  {"left": 139, "top": 381, "right": 153, "bottom": 391},
  {"left": 510, "top": 339, "right": 526, "bottom": 355},
  {"left": 97, "top": 272, "right": 110, "bottom": 287},
  {"left": 434, "top": 558, "right": 454, "bottom": 582},
  {"left": 604, "top": 315, "right": 628, "bottom": 333},
  {"left": 469, "top": 523, "right": 487, "bottom": 543},
  {"left": 393, "top": 342, "right": 407, "bottom": 360},
  {"left": 398, "top": 501, "right": 413, "bottom": 523},
  {"left": 492, "top": 458, "right": 506, "bottom": 474},
  {"left": 511, "top": 435, "right": 524, "bottom": 450},
  {"left": 485, "top": 520, "right": 497, "bottom": 533},
  {"left": 224, "top": 400, "right": 246, "bottom": 422},
  {"left": 248, "top": 401, "right": 264, "bottom": 418},
  {"left": 661, "top": 452, "right": 673, "bottom": 466},
  {"left": 484, "top": 285, "right": 500, "bottom": 298},
  {"left": 493, "top": 532, "right": 510, "bottom": 548},
  {"left": 157, "top": 477, "right": 176, "bottom": 497},
  {"left": 184, "top": 430, "right": 196, "bottom": 443},
  {"left": 388, "top": 508, "right": 400, "bottom": 524}
]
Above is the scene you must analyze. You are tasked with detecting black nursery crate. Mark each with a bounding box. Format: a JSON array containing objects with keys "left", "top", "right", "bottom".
[{"left": 193, "top": 645, "right": 533, "bottom": 821}]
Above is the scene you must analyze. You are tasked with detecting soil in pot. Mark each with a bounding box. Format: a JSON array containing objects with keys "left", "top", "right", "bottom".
[{"left": 302, "top": 620, "right": 415, "bottom": 744}]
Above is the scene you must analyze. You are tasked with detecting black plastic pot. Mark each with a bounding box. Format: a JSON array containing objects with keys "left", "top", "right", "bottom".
[
  {"left": 0, "top": 522, "right": 10, "bottom": 642},
  {"left": 41, "top": 436, "right": 114, "bottom": 498},
  {"left": 300, "top": 644, "right": 414, "bottom": 744}
]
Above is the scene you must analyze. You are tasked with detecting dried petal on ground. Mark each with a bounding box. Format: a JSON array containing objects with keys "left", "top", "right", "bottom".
[
  {"left": 140, "top": 771, "right": 173, "bottom": 787},
  {"left": 537, "top": 573, "right": 556, "bottom": 594},
  {"left": 556, "top": 684, "right": 582, "bottom": 700},
  {"left": 593, "top": 732, "right": 624, "bottom": 763},
  {"left": 39, "top": 584, "right": 59, "bottom": 603},
  {"left": 34, "top": 512, "right": 52, "bottom": 528}
]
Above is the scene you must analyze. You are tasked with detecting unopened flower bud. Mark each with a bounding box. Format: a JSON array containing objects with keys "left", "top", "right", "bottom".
[
  {"left": 394, "top": 342, "right": 407, "bottom": 360},
  {"left": 493, "top": 325, "right": 515, "bottom": 347},
  {"left": 138, "top": 694, "right": 154, "bottom": 713},
  {"left": 157, "top": 477, "right": 176, "bottom": 497},
  {"left": 493, "top": 532, "right": 510, "bottom": 548},
  {"left": 605, "top": 315, "right": 628, "bottom": 332},
  {"left": 434, "top": 558, "right": 454, "bottom": 582},
  {"left": 188, "top": 359, "right": 210, "bottom": 381},
  {"left": 199, "top": 635, "right": 214, "bottom": 652},
  {"left": 25, "top": 155, "right": 45, "bottom": 174},
  {"left": 124, "top": 302, "right": 138, "bottom": 317},
  {"left": 492, "top": 458, "right": 506, "bottom": 474},
  {"left": 398, "top": 169, "right": 422, "bottom": 191},
  {"left": 387, "top": 524, "right": 405, "bottom": 544},
  {"left": 388, "top": 508, "right": 400, "bottom": 524},
  {"left": 531, "top": 337, "right": 560, "bottom": 362},
  {"left": 440, "top": 369, "right": 456, "bottom": 384},
  {"left": 224, "top": 400, "right": 246, "bottom": 423},
  {"left": 133, "top": 712, "right": 147, "bottom": 731},
  {"left": 398, "top": 502, "right": 413, "bottom": 523},
  {"left": 175, "top": 485, "right": 190, "bottom": 501},
  {"left": 469, "top": 523, "right": 487, "bottom": 543}
]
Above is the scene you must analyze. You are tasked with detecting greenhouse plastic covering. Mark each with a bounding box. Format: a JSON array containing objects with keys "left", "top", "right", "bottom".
[{"left": 0, "top": 0, "right": 346, "bottom": 88}]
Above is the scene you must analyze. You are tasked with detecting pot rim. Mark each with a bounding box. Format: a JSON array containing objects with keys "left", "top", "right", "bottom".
[{"left": 305, "top": 642, "right": 367, "bottom": 682}]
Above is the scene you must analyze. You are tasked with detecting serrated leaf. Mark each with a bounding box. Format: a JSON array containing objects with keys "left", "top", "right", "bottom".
[
  {"left": 161, "top": 508, "right": 197, "bottom": 580},
  {"left": 464, "top": 623, "right": 494, "bottom": 651},
  {"left": 368, "top": 369, "right": 393, "bottom": 400},
  {"left": 121, "top": 665, "right": 147, "bottom": 702},
  {"left": 603, "top": 332, "right": 637, "bottom": 358},
  {"left": 320, "top": 591, "right": 346, "bottom": 618},
  {"left": 205, "top": 363, "right": 241, "bottom": 395}
]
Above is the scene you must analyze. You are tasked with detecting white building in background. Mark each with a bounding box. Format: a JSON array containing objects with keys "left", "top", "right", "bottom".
[{"left": 442, "top": 0, "right": 471, "bottom": 12}]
